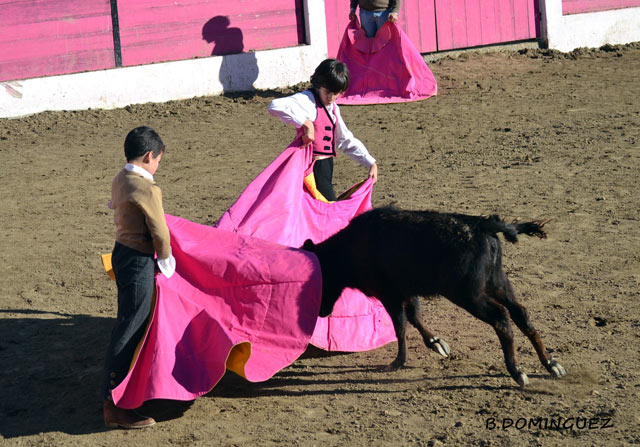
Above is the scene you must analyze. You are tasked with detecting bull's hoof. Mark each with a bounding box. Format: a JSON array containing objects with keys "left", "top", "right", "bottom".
[
  {"left": 427, "top": 337, "right": 450, "bottom": 357},
  {"left": 546, "top": 359, "right": 566, "bottom": 378},
  {"left": 512, "top": 367, "right": 529, "bottom": 387},
  {"left": 381, "top": 361, "right": 405, "bottom": 372}
]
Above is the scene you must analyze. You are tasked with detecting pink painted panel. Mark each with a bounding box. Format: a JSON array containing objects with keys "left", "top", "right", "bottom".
[
  {"left": 433, "top": 0, "right": 456, "bottom": 50},
  {"left": 466, "top": 0, "right": 484, "bottom": 46},
  {"left": 324, "top": 0, "right": 437, "bottom": 57},
  {"left": 513, "top": 0, "right": 535, "bottom": 40},
  {"left": 435, "top": 0, "right": 538, "bottom": 51},
  {"left": 324, "top": 0, "right": 352, "bottom": 58},
  {"left": 117, "top": 0, "right": 305, "bottom": 67},
  {"left": 399, "top": 0, "right": 438, "bottom": 52},
  {"left": 563, "top": 0, "right": 640, "bottom": 14},
  {"left": 0, "top": 0, "right": 115, "bottom": 82}
]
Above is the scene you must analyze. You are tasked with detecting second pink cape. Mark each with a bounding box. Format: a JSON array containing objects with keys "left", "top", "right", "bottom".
[
  {"left": 336, "top": 20, "right": 437, "bottom": 105},
  {"left": 216, "top": 142, "right": 396, "bottom": 351}
]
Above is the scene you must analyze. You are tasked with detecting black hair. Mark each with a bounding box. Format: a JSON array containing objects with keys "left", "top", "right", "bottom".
[
  {"left": 310, "top": 58, "right": 349, "bottom": 93},
  {"left": 124, "top": 126, "right": 165, "bottom": 161}
]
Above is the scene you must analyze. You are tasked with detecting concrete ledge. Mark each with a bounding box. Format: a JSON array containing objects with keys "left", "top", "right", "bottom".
[
  {"left": 543, "top": 0, "right": 640, "bottom": 52},
  {"left": 423, "top": 41, "right": 541, "bottom": 62}
]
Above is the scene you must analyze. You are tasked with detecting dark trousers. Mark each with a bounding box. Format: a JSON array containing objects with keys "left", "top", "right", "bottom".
[
  {"left": 101, "top": 242, "right": 155, "bottom": 401},
  {"left": 313, "top": 157, "right": 337, "bottom": 201}
]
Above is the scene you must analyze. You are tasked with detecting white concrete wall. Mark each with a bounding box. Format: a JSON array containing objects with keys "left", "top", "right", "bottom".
[
  {"left": 0, "top": 0, "right": 328, "bottom": 119},
  {"left": 542, "top": 0, "right": 640, "bottom": 52}
]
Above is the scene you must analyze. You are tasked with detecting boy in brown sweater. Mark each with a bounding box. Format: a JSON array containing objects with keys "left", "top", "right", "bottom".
[
  {"left": 349, "top": 0, "right": 401, "bottom": 37},
  {"left": 102, "top": 126, "right": 175, "bottom": 429}
]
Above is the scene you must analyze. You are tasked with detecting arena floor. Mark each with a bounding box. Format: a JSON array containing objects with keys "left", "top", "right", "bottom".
[{"left": 1, "top": 43, "right": 639, "bottom": 446}]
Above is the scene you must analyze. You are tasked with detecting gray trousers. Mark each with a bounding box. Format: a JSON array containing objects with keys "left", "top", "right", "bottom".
[{"left": 101, "top": 242, "right": 155, "bottom": 401}]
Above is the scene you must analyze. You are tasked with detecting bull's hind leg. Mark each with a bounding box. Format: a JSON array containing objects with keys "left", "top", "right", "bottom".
[
  {"left": 456, "top": 293, "right": 530, "bottom": 387},
  {"left": 405, "top": 296, "right": 450, "bottom": 357},
  {"left": 489, "top": 276, "right": 566, "bottom": 379}
]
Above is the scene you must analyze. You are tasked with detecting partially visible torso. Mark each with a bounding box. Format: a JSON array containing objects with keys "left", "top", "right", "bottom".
[
  {"left": 267, "top": 90, "right": 376, "bottom": 168},
  {"left": 357, "top": 0, "right": 399, "bottom": 12},
  {"left": 308, "top": 89, "right": 337, "bottom": 160},
  {"left": 111, "top": 169, "right": 163, "bottom": 255}
]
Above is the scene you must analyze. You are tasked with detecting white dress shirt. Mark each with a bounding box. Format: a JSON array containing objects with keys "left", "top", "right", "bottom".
[{"left": 268, "top": 90, "right": 376, "bottom": 167}]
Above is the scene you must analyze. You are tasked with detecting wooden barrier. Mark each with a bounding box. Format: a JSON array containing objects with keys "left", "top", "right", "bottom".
[
  {"left": 0, "top": 0, "right": 116, "bottom": 82},
  {"left": 0, "top": 0, "right": 305, "bottom": 83},
  {"left": 117, "top": 0, "right": 305, "bottom": 67},
  {"left": 323, "top": 0, "right": 539, "bottom": 57}
]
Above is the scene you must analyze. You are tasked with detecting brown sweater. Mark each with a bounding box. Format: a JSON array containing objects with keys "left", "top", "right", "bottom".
[
  {"left": 350, "top": 0, "right": 400, "bottom": 13},
  {"left": 111, "top": 168, "right": 171, "bottom": 259}
]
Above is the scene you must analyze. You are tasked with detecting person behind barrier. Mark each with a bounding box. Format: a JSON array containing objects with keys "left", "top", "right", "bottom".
[{"left": 349, "top": 0, "right": 400, "bottom": 38}]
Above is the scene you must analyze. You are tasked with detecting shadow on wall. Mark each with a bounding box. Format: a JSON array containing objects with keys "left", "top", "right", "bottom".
[{"left": 202, "top": 15, "right": 259, "bottom": 93}]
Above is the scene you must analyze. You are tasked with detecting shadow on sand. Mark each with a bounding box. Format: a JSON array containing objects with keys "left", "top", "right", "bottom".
[{"left": 0, "top": 310, "right": 544, "bottom": 437}]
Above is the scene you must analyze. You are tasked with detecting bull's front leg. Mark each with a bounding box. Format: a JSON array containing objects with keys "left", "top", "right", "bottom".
[
  {"left": 382, "top": 300, "right": 409, "bottom": 371},
  {"left": 405, "top": 296, "right": 450, "bottom": 358}
]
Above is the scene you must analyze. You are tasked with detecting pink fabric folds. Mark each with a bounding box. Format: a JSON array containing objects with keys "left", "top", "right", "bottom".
[
  {"left": 111, "top": 215, "right": 323, "bottom": 409},
  {"left": 336, "top": 19, "right": 437, "bottom": 105},
  {"left": 216, "top": 142, "right": 397, "bottom": 352}
]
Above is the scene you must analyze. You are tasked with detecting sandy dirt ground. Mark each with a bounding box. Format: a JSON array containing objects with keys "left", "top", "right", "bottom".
[{"left": 1, "top": 43, "right": 639, "bottom": 446}]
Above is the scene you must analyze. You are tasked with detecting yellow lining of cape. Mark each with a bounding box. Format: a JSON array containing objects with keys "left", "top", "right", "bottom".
[
  {"left": 303, "top": 173, "right": 367, "bottom": 203},
  {"left": 225, "top": 342, "right": 251, "bottom": 378},
  {"left": 303, "top": 172, "right": 331, "bottom": 202}
]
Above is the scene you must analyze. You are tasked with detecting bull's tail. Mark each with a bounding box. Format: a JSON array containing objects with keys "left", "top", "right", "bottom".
[
  {"left": 512, "top": 219, "right": 549, "bottom": 240},
  {"left": 482, "top": 215, "right": 549, "bottom": 243}
]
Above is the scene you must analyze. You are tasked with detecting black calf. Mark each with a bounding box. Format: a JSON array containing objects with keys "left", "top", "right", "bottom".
[{"left": 302, "top": 207, "right": 566, "bottom": 386}]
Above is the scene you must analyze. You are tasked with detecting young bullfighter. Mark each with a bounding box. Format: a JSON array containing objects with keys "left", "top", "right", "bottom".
[{"left": 302, "top": 206, "right": 566, "bottom": 386}]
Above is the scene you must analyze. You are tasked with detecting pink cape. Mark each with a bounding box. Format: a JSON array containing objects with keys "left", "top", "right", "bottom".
[
  {"left": 216, "top": 142, "right": 396, "bottom": 351},
  {"left": 336, "top": 19, "right": 437, "bottom": 105},
  {"left": 111, "top": 215, "right": 323, "bottom": 409}
]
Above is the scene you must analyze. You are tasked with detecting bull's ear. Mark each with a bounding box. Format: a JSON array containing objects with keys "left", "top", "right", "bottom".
[{"left": 301, "top": 239, "right": 315, "bottom": 251}]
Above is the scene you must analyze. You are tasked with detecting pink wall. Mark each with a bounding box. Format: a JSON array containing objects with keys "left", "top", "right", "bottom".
[
  {"left": 325, "top": 0, "right": 539, "bottom": 56},
  {"left": 0, "top": 0, "right": 305, "bottom": 82},
  {"left": 4, "top": 0, "right": 638, "bottom": 85},
  {"left": 0, "top": 0, "right": 116, "bottom": 82},
  {"left": 117, "top": 0, "right": 305, "bottom": 67},
  {"left": 562, "top": 0, "right": 640, "bottom": 14},
  {"left": 400, "top": 1, "right": 438, "bottom": 53},
  {"left": 323, "top": 0, "right": 437, "bottom": 57},
  {"left": 435, "top": 0, "right": 538, "bottom": 51},
  {"left": 323, "top": 0, "right": 351, "bottom": 57}
]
